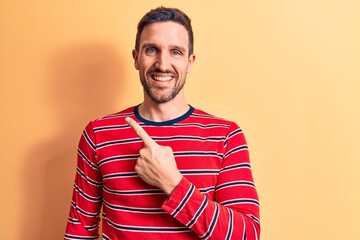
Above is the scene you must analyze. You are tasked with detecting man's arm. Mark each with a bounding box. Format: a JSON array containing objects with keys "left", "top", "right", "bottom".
[
  {"left": 126, "top": 117, "right": 260, "bottom": 239},
  {"left": 65, "top": 122, "right": 103, "bottom": 240}
]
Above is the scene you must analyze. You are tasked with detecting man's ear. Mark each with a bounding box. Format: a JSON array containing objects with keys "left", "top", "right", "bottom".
[
  {"left": 186, "top": 53, "right": 196, "bottom": 73},
  {"left": 132, "top": 49, "right": 139, "bottom": 70}
]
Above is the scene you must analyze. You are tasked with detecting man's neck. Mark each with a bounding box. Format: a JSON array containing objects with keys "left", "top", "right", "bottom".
[{"left": 139, "top": 95, "right": 189, "bottom": 122}]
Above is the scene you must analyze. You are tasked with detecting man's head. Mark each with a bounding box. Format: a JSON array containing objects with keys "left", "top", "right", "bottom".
[
  {"left": 135, "top": 7, "right": 194, "bottom": 56},
  {"left": 133, "top": 7, "right": 195, "bottom": 104}
]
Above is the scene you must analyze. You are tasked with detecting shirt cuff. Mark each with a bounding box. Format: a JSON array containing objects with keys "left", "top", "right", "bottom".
[{"left": 161, "top": 177, "right": 192, "bottom": 215}]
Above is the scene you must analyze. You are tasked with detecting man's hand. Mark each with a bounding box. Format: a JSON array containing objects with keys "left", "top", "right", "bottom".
[{"left": 125, "top": 117, "right": 183, "bottom": 196}]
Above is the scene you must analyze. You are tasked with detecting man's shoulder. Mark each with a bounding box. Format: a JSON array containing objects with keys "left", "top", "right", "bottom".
[
  {"left": 191, "top": 107, "right": 239, "bottom": 129},
  {"left": 88, "top": 106, "right": 135, "bottom": 128}
]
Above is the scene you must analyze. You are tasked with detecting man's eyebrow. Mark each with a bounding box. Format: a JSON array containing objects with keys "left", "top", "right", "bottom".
[
  {"left": 170, "top": 45, "right": 187, "bottom": 53},
  {"left": 141, "top": 43, "right": 157, "bottom": 49},
  {"left": 141, "top": 43, "right": 187, "bottom": 53}
]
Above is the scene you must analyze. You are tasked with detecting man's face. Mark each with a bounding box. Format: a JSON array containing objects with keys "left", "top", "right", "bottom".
[{"left": 133, "top": 21, "right": 195, "bottom": 104}]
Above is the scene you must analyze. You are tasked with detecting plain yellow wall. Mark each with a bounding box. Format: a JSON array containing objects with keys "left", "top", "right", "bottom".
[{"left": 1, "top": 1, "right": 359, "bottom": 239}]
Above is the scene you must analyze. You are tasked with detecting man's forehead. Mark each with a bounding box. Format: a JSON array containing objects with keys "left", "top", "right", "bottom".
[
  {"left": 139, "top": 21, "right": 189, "bottom": 45},
  {"left": 143, "top": 20, "right": 187, "bottom": 31}
]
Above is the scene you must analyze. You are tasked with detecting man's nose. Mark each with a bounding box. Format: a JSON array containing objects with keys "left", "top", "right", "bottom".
[{"left": 155, "top": 52, "right": 170, "bottom": 72}]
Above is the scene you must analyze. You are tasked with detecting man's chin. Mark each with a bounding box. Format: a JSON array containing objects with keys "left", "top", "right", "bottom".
[
  {"left": 150, "top": 96, "right": 173, "bottom": 104},
  {"left": 148, "top": 91, "right": 177, "bottom": 104}
]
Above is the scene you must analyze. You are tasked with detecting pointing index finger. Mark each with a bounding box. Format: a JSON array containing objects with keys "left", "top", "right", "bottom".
[{"left": 125, "top": 117, "right": 155, "bottom": 146}]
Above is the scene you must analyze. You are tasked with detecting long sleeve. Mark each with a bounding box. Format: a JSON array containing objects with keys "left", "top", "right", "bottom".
[
  {"left": 162, "top": 123, "right": 260, "bottom": 239},
  {"left": 65, "top": 122, "right": 103, "bottom": 240}
]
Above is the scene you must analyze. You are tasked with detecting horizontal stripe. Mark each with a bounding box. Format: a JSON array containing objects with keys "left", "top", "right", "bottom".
[
  {"left": 224, "top": 128, "right": 243, "bottom": 146},
  {"left": 174, "top": 151, "right": 223, "bottom": 159},
  {"left": 100, "top": 112, "right": 133, "bottom": 120},
  {"left": 223, "top": 145, "right": 248, "bottom": 159},
  {"left": 83, "top": 130, "right": 95, "bottom": 151},
  {"left": 103, "top": 185, "right": 214, "bottom": 196},
  {"left": 97, "top": 138, "right": 140, "bottom": 149},
  {"left": 228, "top": 128, "right": 243, "bottom": 139},
  {"left": 220, "top": 163, "right": 251, "bottom": 173},
  {"left": 180, "top": 169, "right": 220, "bottom": 175},
  {"left": 97, "top": 135, "right": 226, "bottom": 150},
  {"left": 71, "top": 201, "right": 100, "bottom": 218},
  {"left": 74, "top": 184, "right": 102, "bottom": 202},
  {"left": 216, "top": 180, "right": 255, "bottom": 191},
  {"left": 76, "top": 168, "right": 102, "bottom": 187},
  {"left": 93, "top": 124, "right": 128, "bottom": 132},
  {"left": 191, "top": 113, "right": 223, "bottom": 120},
  {"left": 65, "top": 233, "right": 98, "bottom": 239},
  {"left": 98, "top": 154, "right": 138, "bottom": 167},
  {"left": 96, "top": 151, "right": 223, "bottom": 165},
  {"left": 152, "top": 135, "right": 225, "bottom": 142},
  {"left": 248, "top": 214, "right": 261, "bottom": 225},
  {"left": 199, "top": 186, "right": 215, "bottom": 194},
  {"left": 220, "top": 198, "right": 260, "bottom": 207},
  {"left": 84, "top": 224, "right": 99, "bottom": 231},
  {"left": 103, "top": 169, "right": 219, "bottom": 181},
  {"left": 103, "top": 172, "right": 138, "bottom": 180},
  {"left": 94, "top": 122, "right": 229, "bottom": 135},
  {"left": 103, "top": 186, "right": 164, "bottom": 196},
  {"left": 103, "top": 214, "right": 191, "bottom": 233},
  {"left": 67, "top": 217, "right": 80, "bottom": 224},
  {"left": 77, "top": 149, "right": 99, "bottom": 170},
  {"left": 102, "top": 233, "right": 110, "bottom": 240},
  {"left": 173, "top": 123, "right": 230, "bottom": 129},
  {"left": 103, "top": 200, "right": 165, "bottom": 214}
]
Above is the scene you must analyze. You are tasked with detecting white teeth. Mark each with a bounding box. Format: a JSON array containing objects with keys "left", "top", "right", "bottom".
[{"left": 153, "top": 76, "right": 172, "bottom": 81}]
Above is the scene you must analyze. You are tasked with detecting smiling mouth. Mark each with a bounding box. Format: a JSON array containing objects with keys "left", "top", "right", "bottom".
[{"left": 151, "top": 75, "right": 173, "bottom": 81}]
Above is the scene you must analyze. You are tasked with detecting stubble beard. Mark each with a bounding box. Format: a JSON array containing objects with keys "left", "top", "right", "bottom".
[{"left": 140, "top": 74, "right": 186, "bottom": 104}]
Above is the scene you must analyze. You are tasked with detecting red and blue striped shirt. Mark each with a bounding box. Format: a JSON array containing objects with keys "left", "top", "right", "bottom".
[{"left": 65, "top": 106, "right": 260, "bottom": 239}]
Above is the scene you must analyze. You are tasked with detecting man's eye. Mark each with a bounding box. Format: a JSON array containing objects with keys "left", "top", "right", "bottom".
[
  {"left": 145, "top": 47, "right": 157, "bottom": 54},
  {"left": 171, "top": 50, "right": 182, "bottom": 56}
]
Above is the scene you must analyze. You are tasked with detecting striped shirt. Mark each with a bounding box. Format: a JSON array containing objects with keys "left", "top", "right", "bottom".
[{"left": 65, "top": 105, "right": 260, "bottom": 239}]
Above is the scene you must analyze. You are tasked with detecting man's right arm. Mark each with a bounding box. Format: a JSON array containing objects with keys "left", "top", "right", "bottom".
[{"left": 65, "top": 122, "right": 103, "bottom": 240}]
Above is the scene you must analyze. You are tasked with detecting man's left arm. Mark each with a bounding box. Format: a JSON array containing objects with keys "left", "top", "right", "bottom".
[
  {"left": 162, "top": 123, "right": 260, "bottom": 239},
  {"left": 126, "top": 118, "right": 260, "bottom": 239}
]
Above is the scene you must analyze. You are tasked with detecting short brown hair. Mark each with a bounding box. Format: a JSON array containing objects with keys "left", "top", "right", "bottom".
[{"left": 135, "top": 7, "right": 194, "bottom": 55}]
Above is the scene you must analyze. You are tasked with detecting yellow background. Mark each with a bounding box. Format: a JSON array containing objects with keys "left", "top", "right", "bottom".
[{"left": 1, "top": 0, "right": 359, "bottom": 239}]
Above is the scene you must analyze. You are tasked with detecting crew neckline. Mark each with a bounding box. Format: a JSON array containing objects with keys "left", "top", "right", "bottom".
[{"left": 134, "top": 105, "right": 194, "bottom": 126}]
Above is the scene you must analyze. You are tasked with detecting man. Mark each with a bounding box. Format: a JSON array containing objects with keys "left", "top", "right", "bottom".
[{"left": 65, "top": 7, "right": 260, "bottom": 240}]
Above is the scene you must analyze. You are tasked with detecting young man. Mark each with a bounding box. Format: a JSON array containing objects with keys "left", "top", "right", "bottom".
[{"left": 65, "top": 7, "right": 260, "bottom": 240}]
